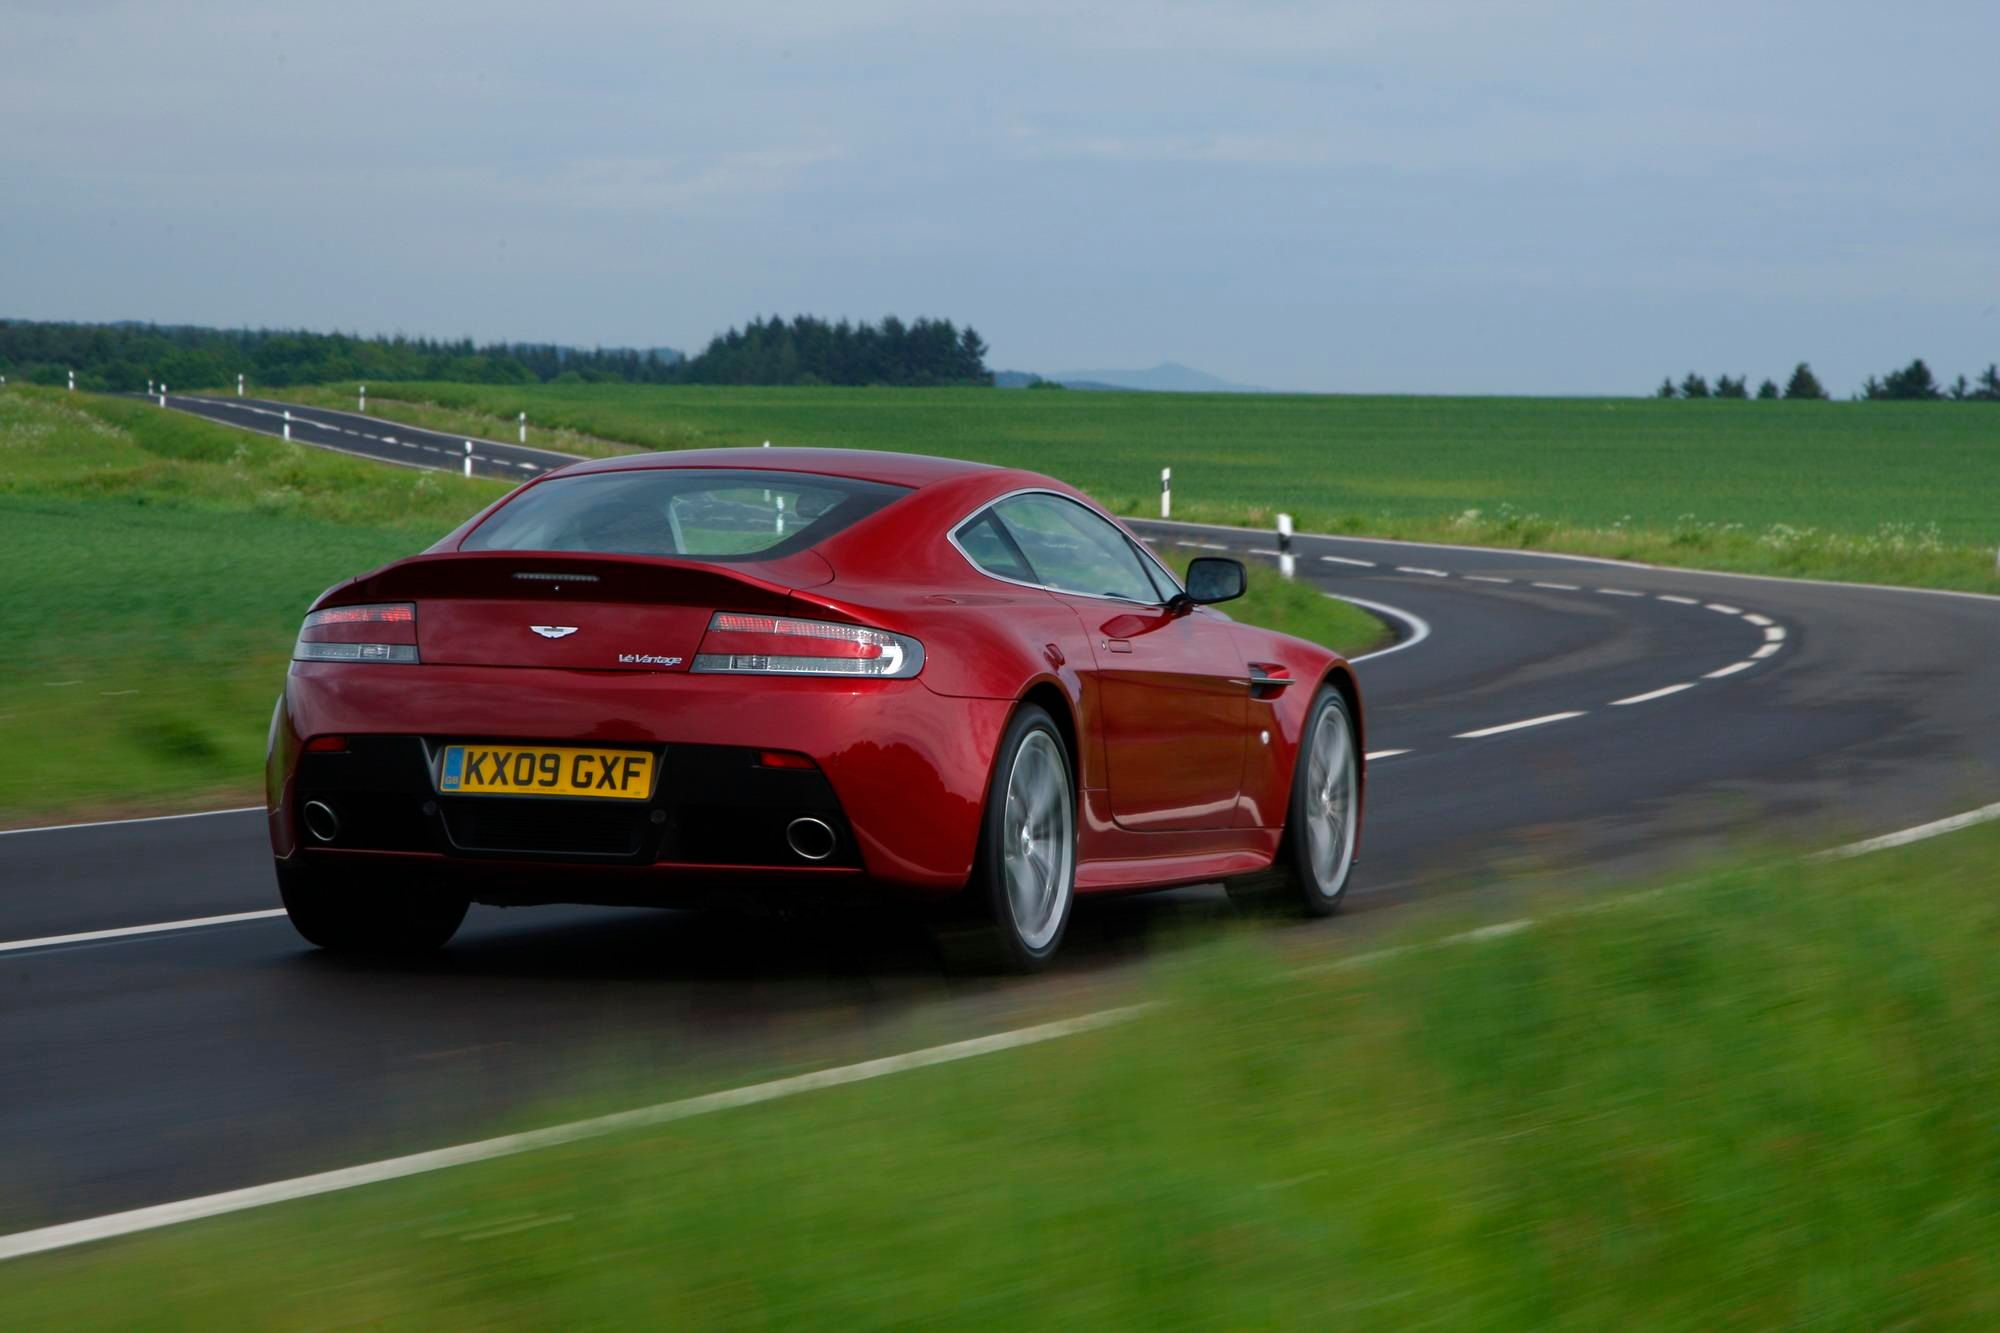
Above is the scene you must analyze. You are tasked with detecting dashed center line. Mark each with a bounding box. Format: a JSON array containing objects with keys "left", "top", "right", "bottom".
[
  {"left": 1741, "top": 613, "right": 1773, "bottom": 626},
  {"left": 1657, "top": 594, "right": 1700, "bottom": 605},
  {"left": 1610, "top": 682, "right": 1696, "bottom": 706},
  {"left": 1705, "top": 603, "right": 1743, "bottom": 615},
  {"left": 1463, "top": 575, "right": 1513, "bottom": 584},
  {"left": 1596, "top": 588, "right": 1644, "bottom": 597},
  {"left": 1454, "top": 711, "right": 1587, "bottom": 739},
  {"left": 1763, "top": 626, "right": 1786, "bottom": 642},
  {"left": 1532, "top": 581, "right": 1580, "bottom": 591},
  {"left": 1705, "top": 661, "right": 1756, "bottom": 679},
  {"left": 1396, "top": 566, "right": 1449, "bottom": 577},
  {"left": 1751, "top": 643, "right": 1782, "bottom": 659},
  {"left": 1364, "top": 749, "right": 1409, "bottom": 760},
  {"left": 1319, "top": 556, "right": 1376, "bottom": 567}
]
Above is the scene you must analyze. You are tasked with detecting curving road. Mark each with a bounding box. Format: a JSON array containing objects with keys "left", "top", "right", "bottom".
[{"left": 4, "top": 395, "right": 1998, "bottom": 1242}]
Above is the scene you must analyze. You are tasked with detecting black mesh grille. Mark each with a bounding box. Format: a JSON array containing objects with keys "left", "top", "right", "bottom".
[{"left": 441, "top": 797, "right": 648, "bottom": 857}]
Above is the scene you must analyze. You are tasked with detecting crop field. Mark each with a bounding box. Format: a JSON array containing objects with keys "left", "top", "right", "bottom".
[
  {"left": 13, "top": 821, "right": 2000, "bottom": 1326},
  {"left": 0, "top": 388, "right": 1377, "bottom": 823},
  {"left": 276, "top": 382, "right": 2000, "bottom": 592}
]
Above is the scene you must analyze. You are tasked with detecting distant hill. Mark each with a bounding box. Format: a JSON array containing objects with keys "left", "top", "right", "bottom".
[{"left": 1051, "top": 361, "right": 1272, "bottom": 393}]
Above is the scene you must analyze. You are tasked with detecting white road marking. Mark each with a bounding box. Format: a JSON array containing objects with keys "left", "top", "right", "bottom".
[
  {"left": 1319, "top": 555, "right": 1376, "bottom": 567},
  {"left": 1334, "top": 595, "right": 1432, "bottom": 663},
  {"left": 0, "top": 1004, "right": 1149, "bottom": 1262},
  {"left": 515, "top": 462, "right": 538, "bottom": 471},
  {"left": 0, "top": 805, "right": 264, "bottom": 838},
  {"left": 1248, "top": 547, "right": 1280, "bottom": 556},
  {"left": 1750, "top": 642, "right": 1782, "bottom": 659},
  {"left": 1453, "top": 711, "right": 1587, "bottom": 739},
  {"left": 1596, "top": 588, "right": 1644, "bottom": 597},
  {"left": 1705, "top": 603, "right": 1742, "bottom": 615},
  {"left": 1464, "top": 575, "right": 1513, "bottom": 584},
  {"left": 1195, "top": 542, "right": 1227, "bottom": 551},
  {"left": 1610, "top": 682, "right": 1695, "bottom": 706},
  {"left": 1741, "top": 613, "right": 1773, "bottom": 626},
  {"left": 1364, "top": 749, "right": 1409, "bottom": 760},
  {"left": 0, "top": 909, "right": 287, "bottom": 956},
  {"left": 1764, "top": 626, "right": 1786, "bottom": 642},
  {"left": 1532, "top": 581, "right": 1580, "bottom": 591},
  {"left": 1704, "top": 661, "right": 1756, "bottom": 679},
  {"left": 1815, "top": 800, "right": 2000, "bottom": 860},
  {"left": 1396, "top": 566, "right": 1448, "bottom": 577},
  {"left": 1656, "top": 594, "right": 1700, "bottom": 605}
]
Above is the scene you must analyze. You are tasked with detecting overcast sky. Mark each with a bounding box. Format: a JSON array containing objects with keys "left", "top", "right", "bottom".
[{"left": 5, "top": 1, "right": 1995, "bottom": 393}]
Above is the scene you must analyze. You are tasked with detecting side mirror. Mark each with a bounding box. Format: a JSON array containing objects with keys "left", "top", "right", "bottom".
[{"left": 1184, "top": 556, "right": 1246, "bottom": 605}]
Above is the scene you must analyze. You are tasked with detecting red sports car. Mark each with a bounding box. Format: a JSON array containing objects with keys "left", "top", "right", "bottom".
[{"left": 267, "top": 448, "right": 1365, "bottom": 969}]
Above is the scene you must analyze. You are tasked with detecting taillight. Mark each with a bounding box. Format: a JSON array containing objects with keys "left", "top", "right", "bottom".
[
  {"left": 692, "top": 612, "right": 923, "bottom": 679},
  {"left": 293, "top": 603, "right": 420, "bottom": 664}
]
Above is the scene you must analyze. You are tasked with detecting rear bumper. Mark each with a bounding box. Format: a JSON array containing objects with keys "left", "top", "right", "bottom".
[{"left": 267, "top": 662, "right": 1011, "bottom": 893}]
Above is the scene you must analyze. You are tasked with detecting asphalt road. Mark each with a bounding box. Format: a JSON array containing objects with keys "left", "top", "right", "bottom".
[{"left": 5, "top": 396, "right": 1998, "bottom": 1237}]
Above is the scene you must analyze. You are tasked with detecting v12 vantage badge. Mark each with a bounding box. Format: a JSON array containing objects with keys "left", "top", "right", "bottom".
[{"left": 618, "top": 653, "right": 682, "bottom": 666}]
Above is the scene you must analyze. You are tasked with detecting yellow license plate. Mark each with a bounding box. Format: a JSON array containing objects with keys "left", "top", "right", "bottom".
[{"left": 437, "top": 744, "right": 656, "bottom": 800}]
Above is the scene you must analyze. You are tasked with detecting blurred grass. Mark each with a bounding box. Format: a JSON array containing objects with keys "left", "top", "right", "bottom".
[
  {"left": 11, "top": 824, "right": 2000, "bottom": 1324},
  {"left": 275, "top": 381, "right": 2000, "bottom": 592},
  {"left": 0, "top": 388, "right": 1385, "bottom": 823},
  {"left": 0, "top": 389, "right": 507, "bottom": 821}
]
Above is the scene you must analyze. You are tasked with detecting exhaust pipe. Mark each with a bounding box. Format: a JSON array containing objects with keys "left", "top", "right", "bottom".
[
  {"left": 302, "top": 800, "right": 341, "bottom": 844},
  {"left": 785, "top": 816, "right": 836, "bottom": 862}
]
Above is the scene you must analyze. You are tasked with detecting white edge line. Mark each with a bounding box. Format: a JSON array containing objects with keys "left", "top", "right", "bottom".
[
  {"left": 1364, "top": 749, "right": 1409, "bottom": 760},
  {"left": 1453, "top": 710, "right": 1587, "bottom": 739},
  {"left": 0, "top": 910, "right": 287, "bottom": 955},
  {"left": 1609, "top": 682, "right": 1696, "bottom": 706},
  {"left": 0, "top": 1004, "right": 1152, "bottom": 1262},
  {"left": 1704, "top": 661, "right": 1756, "bottom": 679},
  {"left": 1332, "top": 594, "right": 1431, "bottom": 663},
  {"left": 0, "top": 805, "right": 264, "bottom": 838},
  {"left": 1814, "top": 800, "right": 2000, "bottom": 860}
]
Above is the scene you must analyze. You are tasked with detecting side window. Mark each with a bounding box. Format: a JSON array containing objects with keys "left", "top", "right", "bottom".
[
  {"left": 954, "top": 510, "right": 1037, "bottom": 584},
  {"left": 992, "top": 494, "right": 1160, "bottom": 603}
]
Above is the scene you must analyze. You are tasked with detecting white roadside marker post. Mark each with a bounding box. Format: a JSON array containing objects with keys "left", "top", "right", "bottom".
[
  {"left": 282, "top": 409, "right": 291, "bottom": 441},
  {"left": 158, "top": 384, "right": 167, "bottom": 407},
  {"left": 236, "top": 373, "right": 244, "bottom": 398},
  {"left": 518, "top": 411, "right": 526, "bottom": 444},
  {"left": 1277, "top": 512, "right": 1295, "bottom": 579},
  {"left": 67, "top": 369, "right": 75, "bottom": 392},
  {"left": 464, "top": 441, "right": 473, "bottom": 478},
  {"left": 358, "top": 385, "right": 367, "bottom": 412},
  {"left": 775, "top": 494, "right": 786, "bottom": 534},
  {"left": 147, "top": 379, "right": 154, "bottom": 397},
  {"left": 763, "top": 440, "right": 771, "bottom": 448},
  {"left": 1160, "top": 467, "right": 1172, "bottom": 519}
]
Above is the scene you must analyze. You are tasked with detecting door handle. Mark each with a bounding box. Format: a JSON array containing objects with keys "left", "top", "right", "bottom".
[{"left": 1101, "top": 638, "right": 1133, "bottom": 654}]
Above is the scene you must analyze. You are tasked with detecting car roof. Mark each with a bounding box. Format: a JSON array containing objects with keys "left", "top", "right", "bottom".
[{"left": 553, "top": 446, "right": 998, "bottom": 490}]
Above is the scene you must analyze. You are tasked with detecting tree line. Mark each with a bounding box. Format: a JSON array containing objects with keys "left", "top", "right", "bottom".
[
  {"left": 0, "top": 313, "right": 994, "bottom": 392},
  {"left": 1657, "top": 359, "right": 2000, "bottom": 401},
  {"left": 678, "top": 315, "right": 991, "bottom": 387}
]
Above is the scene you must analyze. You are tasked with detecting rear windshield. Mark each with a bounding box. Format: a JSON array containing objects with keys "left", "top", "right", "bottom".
[{"left": 460, "top": 468, "right": 909, "bottom": 561}]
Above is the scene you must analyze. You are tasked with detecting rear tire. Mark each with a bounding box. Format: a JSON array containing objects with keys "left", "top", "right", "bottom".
[
  {"left": 935, "top": 704, "right": 1076, "bottom": 973},
  {"left": 277, "top": 859, "right": 468, "bottom": 955},
  {"left": 1226, "top": 687, "right": 1359, "bottom": 917}
]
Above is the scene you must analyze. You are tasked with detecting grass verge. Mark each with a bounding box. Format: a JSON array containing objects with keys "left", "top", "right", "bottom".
[
  {"left": 273, "top": 382, "right": 2000, "bottom": 594},
  {"left": 10, "top": 823, "right": 2000, "bottom": 1324}
]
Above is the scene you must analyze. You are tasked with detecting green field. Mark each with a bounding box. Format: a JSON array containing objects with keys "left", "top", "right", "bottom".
[
  {"left": 278, "top": 381, "right": 2000, "bottom": 592},
  {"left": 0, "top": 388, "right": 1380, "bottom": 824},
  {"left": 12, "top": 823, "right": 2000, "bottom": 1325}
]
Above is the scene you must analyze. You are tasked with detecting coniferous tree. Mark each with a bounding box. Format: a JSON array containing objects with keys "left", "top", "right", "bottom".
[
  {"left": 1656, "top": 376, "right": 1677, "bottom": 398},
  {"left": 1756, "top": 379, "right": 1779, "bottom": 399},
  {"left": 1975, "top": 365, "right": 2000, "bottom": 402},
  {"left": 1715, "top": 374, "right": 1748, "bottom": 399},
  {"left": 1783, "top": 362, "right": 1828, "bottom": 400},
  {"left": 1680, "top": 372, "right": 1711, "bottom": 399}
]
